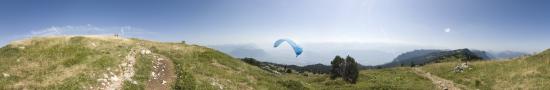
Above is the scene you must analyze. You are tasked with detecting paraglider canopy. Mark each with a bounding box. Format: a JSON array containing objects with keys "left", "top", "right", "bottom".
[{"left": 273, "top": 39, "right": 303, "bottom": 57}]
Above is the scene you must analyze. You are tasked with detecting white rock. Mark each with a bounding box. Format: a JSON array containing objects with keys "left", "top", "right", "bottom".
[
  {"left": 2, "top": 73, "right": 9, "bottom": 77},
  {"left": 140, "top": 49, "right": 152, "bottom": 55},
  {"left": 97, "top": 79, "right": 107, "bottom": 82},
  {"left": 110, "top": 76, "right": 120, "bottom": 81},
  {"left": 162, "top": 80, "right": 167, "bottom": 85},
  {"left": 91, "top": 43, "right": 97, "bottom": 47},
  {"left": 18, "top": 47, "right": 25, "bottom": 50}
]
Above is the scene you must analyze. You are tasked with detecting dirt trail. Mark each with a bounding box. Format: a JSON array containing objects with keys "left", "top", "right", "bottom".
[
  {"left": 142, "top": 49, "right": 176, "bottom": 90},
  {"left": 413, "top": 68, "right": 465, "bottom": 90}
]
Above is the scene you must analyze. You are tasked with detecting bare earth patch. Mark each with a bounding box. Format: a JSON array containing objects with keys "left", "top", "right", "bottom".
[
  {"left": 144, "top": 49, "right": 176, "bottom": 90},
  {"left": 413, "top": 68, "right": 466, "bottom": 90}
]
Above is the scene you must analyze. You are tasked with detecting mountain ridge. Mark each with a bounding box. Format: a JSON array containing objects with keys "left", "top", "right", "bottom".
[{"left": 378, "top": 48, "right": 488, "bottom": 68}]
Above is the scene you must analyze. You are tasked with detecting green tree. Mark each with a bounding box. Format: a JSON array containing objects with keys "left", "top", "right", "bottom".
[
  {"left": 330, "top": 56, "right": 344, "bottom": 79},
  {"left": 344, "top": 56, "right": 359, "bottom": 84},
  {"left": 330, "top": 55, "right": 359, "bottom": 84}
]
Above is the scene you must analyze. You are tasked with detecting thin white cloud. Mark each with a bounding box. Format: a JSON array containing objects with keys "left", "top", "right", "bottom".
[{"left": 28, "top": 25, "right": 151, "bottom": 37}]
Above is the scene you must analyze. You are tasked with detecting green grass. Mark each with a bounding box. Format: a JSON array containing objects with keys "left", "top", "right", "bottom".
[
  {"left": 284, "top": 67, "right": 436, "bottom": 90},
  {"left": 0, "top": 36, "right": 129, "bottom": 89},
  {"left": 277, "top": 80, "right": 309, "bottom": 90},
  {"left": 146, "top": 41, "right": 287, "bottom": 89},
  {"left": 421, "top": 50, "right": 550, "bottom": 90},
  {"left": 123, "top": 53, "right": 154, "bottom": 90}
]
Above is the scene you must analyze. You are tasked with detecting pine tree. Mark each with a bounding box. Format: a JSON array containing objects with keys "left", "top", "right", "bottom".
[
  {"left": 344, "top": 56, "right": 359, "bottom": 84},
  {"left": 330, "top": 56, "right": 344, "bottom": 79},
  {"left": 330, "top": 55, "right": 359, "bottom": 84}
]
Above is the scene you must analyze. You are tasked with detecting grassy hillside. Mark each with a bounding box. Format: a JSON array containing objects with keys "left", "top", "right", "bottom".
[
  {"left": 130, "top": 38, "right": 294, "bottom": 90},
  {"left": 287, "top": 67, "right": 435, "bottom": 90},
  {"left": 0, "top": 36, "right": 437, "bottom": 90},
  {"left": 0, "top": 36, "right": 134, "bottom": 89},
  {"left": 0, "top": 36, "right": 296, "bottom": 89},
  {"left": 421, "top": 49, "right": 550, "bottom": 90}
]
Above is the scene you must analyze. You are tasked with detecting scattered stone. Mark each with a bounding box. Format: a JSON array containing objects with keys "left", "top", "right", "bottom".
[
  {"left": 91, "top": 43, "right": 97, "bottom": 47},
  {"left": 162, "top": 80, "right": 167, "bottom": 85},
  {"left": 98, "top": 49, "right": 138, "bottom": 90},
  {"left": 151, "top": 72, "right": 157, "bottom": 79},
  {"left": 110, "top": 76, "right": 120, "bottom": 82},
  {"left": 97, "top": 79, "right": 107, "bottom": 82},
  {"left": 454, "top": 62, "right": 471, "bottom": 73},
  {"left": 210, "top": 78, "right": 224, "bottom": 90},
  {"left": 109, "top": 72, "right": 115, "bottom": 76},
  {"left": 140, "top": 49, "right": 151, "bottom": 55},
  {"left": 18, "top": 46, "right": 25, "bottom": 50}
]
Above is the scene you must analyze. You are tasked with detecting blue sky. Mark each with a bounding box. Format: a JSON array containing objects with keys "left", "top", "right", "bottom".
[{"left": 1, "top": 0, "right": 550, "bottom": 65}]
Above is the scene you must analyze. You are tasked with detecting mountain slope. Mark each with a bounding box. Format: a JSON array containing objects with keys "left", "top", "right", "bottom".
[
  {"left": 380, "top": 49, "right": 488, "bottom": 68},
  {"left": 420, "top": 49, "right": 550, "bottom": 89},
  {"left": 0, "top": 36, "right": 297, "bottom": 90}
]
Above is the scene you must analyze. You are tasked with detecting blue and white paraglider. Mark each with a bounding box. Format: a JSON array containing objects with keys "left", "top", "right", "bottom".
[{"left": 273, "top": 39, "right": 303, "bottom": 57}]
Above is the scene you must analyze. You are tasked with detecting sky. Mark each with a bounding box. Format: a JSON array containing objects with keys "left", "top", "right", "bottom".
[{"left": 1, "top": 0, "right": 550, "bottom": 65}]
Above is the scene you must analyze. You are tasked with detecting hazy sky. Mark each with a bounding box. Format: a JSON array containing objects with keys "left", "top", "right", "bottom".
[{"left": 1, "top": 0, "right": 549, "bottom": 65}]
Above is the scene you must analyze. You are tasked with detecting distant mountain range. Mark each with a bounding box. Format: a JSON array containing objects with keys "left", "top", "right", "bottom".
[
  {"left": 241, "top": 48, "right": 530, "bottom": 71},
  {"left": 377, "top": 49, "right": 489, "bottom": 68},
  {"left": 241, "top": 57, "right": 333, "bottom": 74},
  {"left": 487, "top": 50, "right": 529, "bottom": 60}
]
